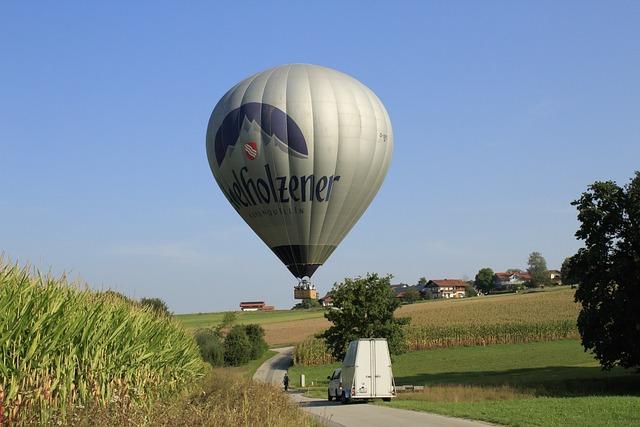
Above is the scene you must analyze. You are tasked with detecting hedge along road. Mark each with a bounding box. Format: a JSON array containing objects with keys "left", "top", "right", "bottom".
[{"left": 253, "top": 347, "right": 498, "bottom": 427}]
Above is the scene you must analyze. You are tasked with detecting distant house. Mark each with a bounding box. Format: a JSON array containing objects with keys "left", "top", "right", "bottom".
[
  {"left": 548, "top": 270, "right": 562, "bottom": 284},
  {"left": 318, "top": 293, "right": 334, "bottom": 307},
  {"left": 390, "top": 283, "right": 410, "bottom": 299},
  {"left": 423, "top": 279, "right": 466, "bottom": 299},
  {"left": 239, "top": 301, "right": 274, "bottom": 311},
  {"left": 493, "top": 272, "right": 532, "bottom": 290}
]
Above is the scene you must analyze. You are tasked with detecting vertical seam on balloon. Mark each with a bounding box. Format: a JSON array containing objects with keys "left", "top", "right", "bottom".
[
  {"left": 357, "top": 88, "right": 393, "bottom": 232},
  {"left": 301, "top": 64, "right": 318, "bottom": 271},
  {"left": 237, "top": 67, "right": 281, "bottom": 270},
  {"left": 290, "top": 66, "right": 307, "bottom": 271},
  {"left": 330, "top": 75, "right": 367, "bottom": 249},
  {"left": 213, "top": 74, "right": 259, "bottom": 223},
  {"left": 316, "top": 68, "right": 342, "bottom": 264},
  {"left": 322, "top": 74, "right": 349, "bottom": 252},
  {"left": 280, "top": 64, "right": 297, "bottom": 275},
  {"left": 337, "top": 84, "right": 385, "bottom": 243},
  {"left": 260, "top": 66, "right": 296, "bottom": 275}
]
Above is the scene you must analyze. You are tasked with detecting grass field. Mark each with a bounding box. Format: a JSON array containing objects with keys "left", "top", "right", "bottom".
[
  {"left": 176, "top": 309, "right": 328, "bottom": 346},
  {"left": 289, "top": 340, "right": 640, "bottom": 426},
  {"left": 176, "top": 309, "right": 324, "bottom": 330},
  {"left": 386, "top": 397, "right": 640, "bottom": 427}
]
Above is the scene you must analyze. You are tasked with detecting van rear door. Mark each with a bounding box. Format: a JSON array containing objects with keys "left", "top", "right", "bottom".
[
  {"left": 373, "top": 339, "right": 393, "bottom": 397},
  {"left": 354, "top": 340, "right": 372, "bottom": 397}
]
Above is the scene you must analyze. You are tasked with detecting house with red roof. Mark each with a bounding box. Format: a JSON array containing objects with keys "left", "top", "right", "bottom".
[
  {"left": 423, "top": 279, "right": 466, "bottom": 299},
  {"left": 239, "top": 301, "right": 274, "bottom": 311},
  {"left": 318, "top": 293, "right": 334, "bottom": 307},
  {"left": 493, "top": 272, "right": 532, "bottom": 290}
]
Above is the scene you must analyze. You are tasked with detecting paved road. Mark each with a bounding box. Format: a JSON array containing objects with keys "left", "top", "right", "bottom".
[{"left": 253, "top": 347, "right": 497, "bottom": 427}]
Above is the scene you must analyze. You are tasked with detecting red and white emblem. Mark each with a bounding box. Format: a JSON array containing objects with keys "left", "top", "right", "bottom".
[{"left": 243, "top": 142, "right": 258, "bottom": 160}]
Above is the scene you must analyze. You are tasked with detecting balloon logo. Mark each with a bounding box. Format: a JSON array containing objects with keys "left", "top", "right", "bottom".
[
  {"left": 243, "top": 142, "right": 258, "bottom": 161},
  {"left": 206, "top": 64, "right": 393, "bottom": 296}
]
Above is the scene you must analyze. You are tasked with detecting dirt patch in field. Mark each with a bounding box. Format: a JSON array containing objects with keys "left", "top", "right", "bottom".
[{"left": 263, "top": 317, "right": 330, "bottom": 346}]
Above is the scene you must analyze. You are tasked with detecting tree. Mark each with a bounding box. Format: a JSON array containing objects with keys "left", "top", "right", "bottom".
[
  {"left": 139, "top": 297, "right": 171, "bottom": 316},
  {"left": 527, "top": 252, "right": 549, "bottom": 287},
  {"left": 322, "top": 274, "right": 409, "bottom": 360},
  {"left": 215, "top": 311, "right": 237, "bottom": 335},
  {"left": 474, "top": 268, "right": 495, "bottom": 293},
  {"left": 221, "top": 311, "right": 237, "bottom": 327},
  {"left": 565, "top": 172, "right": 640, "bottom": 370},
  {"left": 506, "top": 268, "right": 522, "bottom": 274},
  {"left": 417, "top": 277, "right": 428, "bottom": 286},
  {"left": 560, "top": 257, "right": 574, "bottom": 285},
  {"left": 244, "top": 324, "right": 268, "bottom": 359},
  {"left": 223, "top": 325, "right": 251, "bottom": 366},
  {"left": 402, "top": 288, "right": 421, "bottom": 304},
  {"left": 293, "top": 298, "right": 321, "bottom": 310}
]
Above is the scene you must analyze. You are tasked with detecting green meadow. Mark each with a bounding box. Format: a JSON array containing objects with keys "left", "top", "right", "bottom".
[
  {"left": 290, "top": 340, "right": 640, "bottom": 427},
  {"left": 175, "top": 308, "right": 324, "bottom": 330}
]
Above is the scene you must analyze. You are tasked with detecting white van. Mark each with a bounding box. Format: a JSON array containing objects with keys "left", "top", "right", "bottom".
[{"left": 327, "top": 338, "right": 396, "bottom": 402}]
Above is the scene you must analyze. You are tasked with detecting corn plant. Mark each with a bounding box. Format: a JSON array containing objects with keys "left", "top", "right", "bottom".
[
  {"left": 404, "top": 321, "right": 578, "bottom": 351},
  {"left": 293, "top": 336, "right": 335, "bottom": 366},
  {"left": 0, "top": 260, "right": 204, "bottom": 424}
]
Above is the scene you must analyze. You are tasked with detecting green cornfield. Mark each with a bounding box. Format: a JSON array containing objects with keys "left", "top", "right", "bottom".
[
  {"left": 0, "top": 260, "right": 204, "bottom": 424},
  {"left": 294, "top": 336, "right": 336, "bottom": 366},
  {"left": 404, "top": 320, "right": 578, "bottom": 351},
  {"left": 292, "top": 289, "right": 581, "bottom": 366}
]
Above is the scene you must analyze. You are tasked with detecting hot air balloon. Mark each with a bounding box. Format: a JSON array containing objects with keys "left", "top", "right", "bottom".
[{"left": 206, "top": 64, "right": 393, "bottom": 299}]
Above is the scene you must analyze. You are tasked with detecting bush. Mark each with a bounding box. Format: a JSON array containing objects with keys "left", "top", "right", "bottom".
[
  {"left": 195, "top": 328, "right": 224, "bottom": 366},
  {"left": 464, "top": 284, "right": 478, "bottom": 297},
  {"left": 293, "top": 298, "right": 321, "bottom": 309},
  {"left": 244, "top": 324, "right": 268, "bottom": 360},
  {"left": 224, "top": 325, "right": 251, "bottom": 366},
  {"left": 140, "top": 297, "right": 171, "bottom": 316}
]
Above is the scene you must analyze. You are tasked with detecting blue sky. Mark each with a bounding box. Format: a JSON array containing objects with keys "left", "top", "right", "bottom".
[{"left": 1, "top": 1, "right": 638, "bottom": 313}]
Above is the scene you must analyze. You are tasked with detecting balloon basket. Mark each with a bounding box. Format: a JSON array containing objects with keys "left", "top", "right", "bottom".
[{"left": 294, "top": 288, "right": 317, "bottom": 300}]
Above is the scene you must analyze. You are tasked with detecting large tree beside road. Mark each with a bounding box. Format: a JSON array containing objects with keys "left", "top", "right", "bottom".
[
  {"left": 565, "top": 171, "right": 640, "bottom": 370},
  {"left": 322, "top": 273, "right": 408, "bottom": 360}
]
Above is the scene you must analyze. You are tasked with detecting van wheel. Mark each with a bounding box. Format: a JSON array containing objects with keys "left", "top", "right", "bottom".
[
  {"left": 382, "top": 398, "right": 391, "bottom": 402},
  {"left": 327, "top": 390, "right": 333, "bottom": 401}
]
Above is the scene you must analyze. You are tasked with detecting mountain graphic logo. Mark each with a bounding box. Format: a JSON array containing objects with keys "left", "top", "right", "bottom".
[
  {"left": 214, "top": 102, "right": 308, "bottom": 167},
  {"left": 243, "top": 142, "right": 258, "bottom": 160}
]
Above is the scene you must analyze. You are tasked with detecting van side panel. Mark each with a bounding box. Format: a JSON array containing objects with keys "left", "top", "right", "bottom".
[{"left": 341, "top": 341, "right": 358, "bottom": 398}]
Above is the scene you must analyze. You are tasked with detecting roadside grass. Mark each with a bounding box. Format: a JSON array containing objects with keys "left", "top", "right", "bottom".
[
  {"left": 384, "top": 397, "right": 640, "bottom": 427},
  {"left": 57, "top": 370, "right": 316, "bottom": 427},
  {"left": 289, "top": 340, "right": 640, "bottom": 426}
]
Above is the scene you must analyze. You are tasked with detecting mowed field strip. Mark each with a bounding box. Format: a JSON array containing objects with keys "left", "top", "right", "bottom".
[{"left": 175, "top": 287, "right": 579, "bottom": 346}]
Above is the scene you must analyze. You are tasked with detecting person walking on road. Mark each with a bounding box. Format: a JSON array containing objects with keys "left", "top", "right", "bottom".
[{"left": 283, "top": 372, "right": 290, "bottom": 391}]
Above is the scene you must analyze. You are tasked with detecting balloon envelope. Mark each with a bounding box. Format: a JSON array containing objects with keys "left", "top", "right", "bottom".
[{"left": 206, "top": 64, "right": 393, "bottom": 278}]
